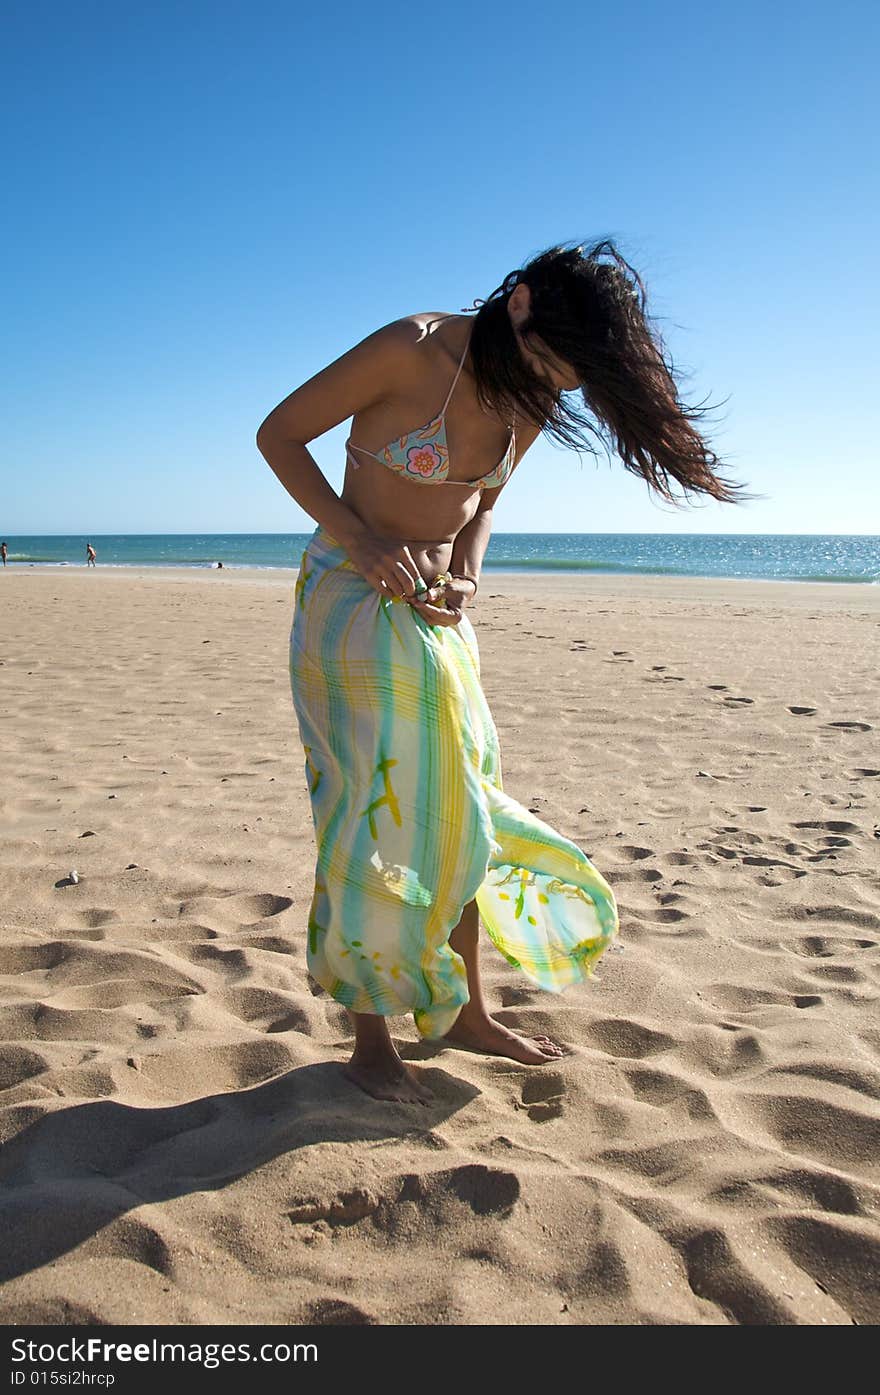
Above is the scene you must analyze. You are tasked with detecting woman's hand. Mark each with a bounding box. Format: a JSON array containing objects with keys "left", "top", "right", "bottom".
[
  {"left": 407, "top": 577, "right": 476, "bottom": 628},
  {"left": 345, "top": 531, "right": 427, "bottom": 599}
]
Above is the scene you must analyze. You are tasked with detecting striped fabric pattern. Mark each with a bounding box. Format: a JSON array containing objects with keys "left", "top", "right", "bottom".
[{"left": 289, "top": 525, "right": 619, "bottom": 1039}]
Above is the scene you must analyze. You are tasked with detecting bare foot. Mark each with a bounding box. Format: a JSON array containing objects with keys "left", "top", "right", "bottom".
[
  {"left": 443, "top": 1014, "right": 564, "bottom": 1064},
  {"left": 342, "top": 1056, "right": 434, "bottom": 1104}
]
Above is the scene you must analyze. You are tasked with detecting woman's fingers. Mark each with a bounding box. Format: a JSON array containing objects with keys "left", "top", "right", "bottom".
[
  {"left": 400, "top": 546, "right": 426, "bottom": 598},
  {"left": 350, "top": 535, "right": 426, "bottom": 598},
  {"left": 380, "top": 567, "right": 407, "bottom": 598},
  {"left": 375, "top": 549, "right": 425, "bottom": 599},
  {"left": 391, "top": 558, "right": 423, "bottom": 598},
  {"left": 408, "top": 597, "right": 461, "bottom": 627}
]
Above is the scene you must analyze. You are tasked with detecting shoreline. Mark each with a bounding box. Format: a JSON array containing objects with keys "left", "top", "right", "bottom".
[{"left": 3, "top": 564, "right": 879, "bottom": 611}]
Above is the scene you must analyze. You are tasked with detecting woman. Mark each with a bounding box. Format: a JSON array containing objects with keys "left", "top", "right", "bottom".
[{"left": 257, "top": 241, "right": 743, "bottom": 1104}]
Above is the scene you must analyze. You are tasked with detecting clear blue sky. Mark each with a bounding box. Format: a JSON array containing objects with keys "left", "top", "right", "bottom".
[{"left": 3, "top": 0, "right": 878, "bottom": 535}]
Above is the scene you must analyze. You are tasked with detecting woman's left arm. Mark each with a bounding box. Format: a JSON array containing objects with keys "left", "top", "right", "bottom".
[
  {"left": 449, "top": 505, "right": 494, "bottom": 591},
  {"left": 450, "top": 419, "right": 541, "bottom": 591}
]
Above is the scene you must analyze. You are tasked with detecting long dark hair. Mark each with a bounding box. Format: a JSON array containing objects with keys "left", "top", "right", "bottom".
[{"left": 463, "top": 240, "right": 747, "bottom": 505}]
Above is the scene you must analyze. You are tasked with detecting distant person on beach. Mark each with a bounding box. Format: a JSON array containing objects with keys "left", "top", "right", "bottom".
[
  {"left": 86, "top": 542, "right": 96, "bottom": 567},
  {"left": 258, "top": 240, "right": 746, "bottom": 1104},
  {"left": 1, "top": 541, "right": 7, "bottom": 567}
]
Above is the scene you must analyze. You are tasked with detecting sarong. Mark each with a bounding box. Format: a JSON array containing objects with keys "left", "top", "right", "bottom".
[{"left": 289, "top": 525, "right": 618, "bottom": 1039}]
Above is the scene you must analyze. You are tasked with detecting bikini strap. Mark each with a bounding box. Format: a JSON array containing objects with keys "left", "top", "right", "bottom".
[
  {"left": 438, "top": 325, "right": 473, "bottom": 416},
  {"left": 345, "top": 437, "right": 381, "bottom": 464}
]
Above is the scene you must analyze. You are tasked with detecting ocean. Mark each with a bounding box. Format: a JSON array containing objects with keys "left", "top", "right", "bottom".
[{"left": 2, "top": 533, "right": 878, "bottom": 583}]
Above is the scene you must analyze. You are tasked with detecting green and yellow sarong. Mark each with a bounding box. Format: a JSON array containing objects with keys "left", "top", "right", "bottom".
[{"left": 289, "top": 526, "right": 618, "bottom": 1039}]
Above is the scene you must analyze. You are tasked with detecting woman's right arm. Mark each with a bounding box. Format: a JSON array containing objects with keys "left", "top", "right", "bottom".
[{"left": 256, "top": 321, "right": 427, "bottom": 598}]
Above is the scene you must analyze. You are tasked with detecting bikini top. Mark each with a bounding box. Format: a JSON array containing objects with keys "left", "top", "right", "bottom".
[{"left": 345, "top": 326, "right": 516, "bottom": 490}]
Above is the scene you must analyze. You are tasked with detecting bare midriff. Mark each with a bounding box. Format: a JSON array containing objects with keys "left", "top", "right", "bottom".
[{"left": 339, "top": 459, "right": 484, "bottom": 582}]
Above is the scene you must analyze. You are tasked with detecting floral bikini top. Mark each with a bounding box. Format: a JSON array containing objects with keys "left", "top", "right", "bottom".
[{"left": 345, "top": 326, "right": 516, "bottom": 490}]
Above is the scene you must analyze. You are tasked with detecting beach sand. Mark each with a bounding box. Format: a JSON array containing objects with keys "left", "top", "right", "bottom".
[{"left": 1, "top": 563, "right": 878, "bottom": 1326}]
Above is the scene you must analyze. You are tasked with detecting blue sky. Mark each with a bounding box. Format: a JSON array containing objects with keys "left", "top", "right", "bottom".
[{"left": 3, "top": 0, "right": 878, "bottom": 535}]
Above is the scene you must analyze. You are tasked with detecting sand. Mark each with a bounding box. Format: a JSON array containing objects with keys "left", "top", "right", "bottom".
[{"left": 1, "top": 562, "right": 878, "bottom": 1326}]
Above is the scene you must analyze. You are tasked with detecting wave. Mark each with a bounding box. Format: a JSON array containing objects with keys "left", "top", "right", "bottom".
[
  {"left": 484, "top": 560, "right": 876, "bottom": 583},
  {"left": 7, "top": 558, "right": 257, "bottom": 569},
  {"left": 4, "top": 555, "right": 77, "bottom": 564},
  {"left": 789, "top": 573, "right": 879, "bottom": 584},
  {"left": 484, "top": 557, "right": 684, "bottom": 576}
]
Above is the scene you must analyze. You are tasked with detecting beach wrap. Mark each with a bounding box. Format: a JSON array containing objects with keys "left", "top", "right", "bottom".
[{"left": 289, "top": 525, "right": 619, "bottom": 1039}]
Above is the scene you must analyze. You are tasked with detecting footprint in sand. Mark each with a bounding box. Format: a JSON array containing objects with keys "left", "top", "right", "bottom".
[
  {"left": 586, "top": 1018, "right": 675, "bottom": 1059},
  {"left": 289, "top": 1166, "right": 521, "bottom": 1233},
  {"left": 741, "top": 1092, "right": 880, "bottom": 1172},
  {"left": 238, "top": 933, "right": 296, "bottom": 956},
  {"left": 498, "top": 985, "right": 537, "bottom": 1007},
  {"left": 724, "top": 696, "right": 754, "bottom": 706},
  {"left": 596, "top": 1137, "right": 703, "bottom": 1183},
  {"left": 717, "top": 826, "right": 764, "bottom": 845},
  {"left": 0, "top": 1045, "right": 51, "bottom": 1090},
  {"left": 622, "top": 1063, "right": 687, "bottom": 1105},
  {"left": 824, "top": 721, "right": 873, "bottom": 732},
  {"left": 179, "top": 943, "right": 250, "bottom": 974},
  {"left": 56, "top": 977, "right": 201, "bottom": 1010},
  {"left": 761, "top": 1060, "right": 880, "bottom": 1104},
  {"left": 646, "top": 906, "right": 691, "bottom": 923},
  {"left": 609, "top": 864, "right": 663, "bottom": 884},
  {"left": 220, "top": 985, "right": 314, "bottom": 1035},
  {"left": 175, "top": 891, "right": 293, "bottom": 932},
  {"left": 520, "top": 1072, "right": 566, "bottom": 1122},
  {"left": 299, "top": 1298, "right": 376, "bottom": 1324},
  {"left": 707, "top": 984, "right": 824, "bottom": 1012},
  {"left": 288, "top": 1188, "right": 379, "bottom": 1227},
  {"left": 807, "top": 963, "right": 867, "bottom": 985},
  {"left": 653, "top": 893, "right": 698, "bottom": 925},
  {"left": 757, "top": 872, "right": 809, "bottom": 887},
  {"left": 788, "top": 706, "right": 817, "bottom": 716},
  {"left": 742, "top": 852, "right": 799, "bottom": 867},
  {"left": 781, "top": 903, "right": 878, "bottom": 931},
  {"left": 792, "top": 937, "right": 842, "bottom": 959},
  {"left": 793, "top": 819, "right": 861, "bottom": 834},
  {"left": 0, "top": 942, "right": 70, "bottom": 974},
  {"left": 65, "top": 908, "right": 119, "bottom": 929},
  {"left": 792, "top": 934, "right": 866, "bottom": 958},
  {"left": 696, "top": 842, "right": 738, "bottom": 860},
  {"left": 622, "top": 1064, "right": 715, "bottom": 1120}
]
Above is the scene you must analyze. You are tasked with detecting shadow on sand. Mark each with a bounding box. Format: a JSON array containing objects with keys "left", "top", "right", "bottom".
[{"left": 0, "top": 1058, "right": 481, "bottom": 1283}]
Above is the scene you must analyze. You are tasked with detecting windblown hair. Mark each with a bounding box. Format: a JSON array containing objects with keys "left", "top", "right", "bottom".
[{"left": 463, "top": 240, "right": 747, "bottom": 505}]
